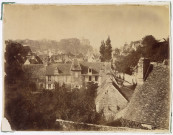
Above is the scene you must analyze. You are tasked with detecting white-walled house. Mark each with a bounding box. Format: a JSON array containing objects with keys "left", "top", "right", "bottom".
[{"left": 45, "top": 59, "right": 105, "bottom": 90}]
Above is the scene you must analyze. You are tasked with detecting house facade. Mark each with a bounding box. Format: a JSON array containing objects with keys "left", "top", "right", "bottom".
[{"left": 45, "top": 59, "right": 105, "bottom": 90}]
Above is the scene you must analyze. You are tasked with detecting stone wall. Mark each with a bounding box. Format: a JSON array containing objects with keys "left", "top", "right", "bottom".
[{"left": 55, "top": 119, "right": 131, "bottom": 131}]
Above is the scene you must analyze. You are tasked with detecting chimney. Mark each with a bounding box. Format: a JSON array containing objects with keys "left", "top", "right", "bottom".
[{"left": 136, "top": 57, "right": 150, "bottom": 84}]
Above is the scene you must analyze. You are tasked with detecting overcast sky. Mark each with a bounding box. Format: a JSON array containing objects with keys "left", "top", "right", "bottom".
[{"left": 3, "top": 4, "right": 170, "bottom": 49}]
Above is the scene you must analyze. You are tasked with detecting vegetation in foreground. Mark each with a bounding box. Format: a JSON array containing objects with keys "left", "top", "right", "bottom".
[{"left": 5, "top": 81, "right": 105, "bottom": 130}]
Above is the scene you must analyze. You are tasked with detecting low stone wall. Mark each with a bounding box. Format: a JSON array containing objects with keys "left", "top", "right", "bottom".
[{"left": 55, "top": 119, "right": 130, "bottom": 131}]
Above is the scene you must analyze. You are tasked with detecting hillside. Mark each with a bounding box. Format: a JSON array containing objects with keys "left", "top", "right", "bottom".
[
  {"left": 14, "top": 38, "right": 93, "bottom": 55},
  {"left": 116, "top": 64, "right": 170, "bottom": 129}
]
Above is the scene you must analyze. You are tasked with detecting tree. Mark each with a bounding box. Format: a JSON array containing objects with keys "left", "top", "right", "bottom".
[
  {"left": 142, "top": 35, "right": 157, "bottom": 47},
  {"left": 114, "top": 48, "right": 120, "bottom": 56},
  {"left": 5, "top": 41, "right": 26, "bottom": 83},
  {"left": 141, "top": 35, "right": 158, "bottom": 58},
  {"left": 105, "top": 36, "right": 112, "bottom": 61},
  {"left": 29, "top": 82, "right": 37, "bottom": 91},
  {"left": 99, "top": 40, "right": 106, "bottom": 62}
]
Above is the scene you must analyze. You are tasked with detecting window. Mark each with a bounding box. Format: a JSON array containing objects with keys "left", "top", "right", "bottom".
[
  {"left": 95, "top": 76, "right": 98, "bottom": 81},
  {"left": 89, "top": 76, "right": 92, "bottom": 81},
  {"left": 89, "top": 68, "right": 92, "bottom": 72},
  {"left": 48, "top": 84, "right": 51, "bottom": 89},
  {"left": 48, "top": 76, "right": 51, "bottom": 81}
]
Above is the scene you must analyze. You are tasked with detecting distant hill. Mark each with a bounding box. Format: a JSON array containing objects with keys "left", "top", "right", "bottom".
[{"left": 14, "top": 38, "right": 93, "bottom": 55}]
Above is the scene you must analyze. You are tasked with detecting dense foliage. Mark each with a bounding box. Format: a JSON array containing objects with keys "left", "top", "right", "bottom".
[
  {"left": 4, "top": 41, "right": 28, "bottom": 83},
  {"left": 100, "top": 41, "right": 106, "bottom": 62},
  {"left": 4, "top": 41, "right": 103, "bottom": 130},
  {"left": 99, "top": 37, "right": 112, "bottom": 62},
  {"left": 114, "top": 35, "right": 169, "bottom": 74},
  {"left": 53, "top": 82, "right": 103, "bottom": 124},
  {"left": 15, "top": 38, "right": 93, "bottom": 55},
  {"left": 5, "top": 82, "right": 103, "bottom": 130}
]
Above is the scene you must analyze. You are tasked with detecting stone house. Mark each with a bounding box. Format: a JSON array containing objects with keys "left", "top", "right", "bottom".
[
  {"left": 45, "top": 59, "right": 105, "bottom": 90},
  {"left": 95, "top": 56, "right": 152, "bottom": 121},
  {"left": 134, "top": 57, "right": 151, "bottom": 84}
]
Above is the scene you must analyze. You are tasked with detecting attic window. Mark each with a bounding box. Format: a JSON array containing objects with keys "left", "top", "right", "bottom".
[
  {"left": 48, "top": 76, "right": 51, "bottom": 81},
  {"left": 89, "top": 68, "right": 92, "bottom": 73},
  {"left": 54, "top": 68, "right": 59, "bottom": 75}
]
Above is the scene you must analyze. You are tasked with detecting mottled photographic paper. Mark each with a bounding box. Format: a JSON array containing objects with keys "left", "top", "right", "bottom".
[{"left": 2, "top": 3, "right": 171, "bottom": 132}]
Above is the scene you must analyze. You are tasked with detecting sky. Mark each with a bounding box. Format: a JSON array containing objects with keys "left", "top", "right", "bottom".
[{"left": 3, "top": 4, "right": 170, "bottom": 49}]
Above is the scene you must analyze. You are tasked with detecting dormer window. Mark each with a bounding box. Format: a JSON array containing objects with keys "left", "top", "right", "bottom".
[
  {"left": 88, "top": 67, "right": 92, "bottom": 74},
  {"left": 89, "top": 68, "right": 92, "bottom": 72},
  {"left": 54, "top": 67, "right": 59, "bottom": 75},
  {"left": 48, "top": 76, "right": 51, "bottom": 81}
]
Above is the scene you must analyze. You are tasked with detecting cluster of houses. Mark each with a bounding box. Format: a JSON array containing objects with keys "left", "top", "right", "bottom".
[
  {"left": 23, "top": 45, "right": 43, "bottom": 65},
  {"left": 23, "top": 42, "right": 160, "bottom": 121},
  {"left": 36, "top": 50, "right": 100, "bottom": 65},
  {"left": 23, "top": 44, "right": 153, "bottom": 120},
  {"left": 23, "top": 46, "right": 102, "bottom": 89}
]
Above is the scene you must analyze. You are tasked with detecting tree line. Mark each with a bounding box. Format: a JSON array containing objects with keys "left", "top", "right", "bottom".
[
  {"left": 113, "top": 35, "right": 169, "bottom": 74},
  {"left": 99, "top": 36, "right": 112, "bottom": 62}
]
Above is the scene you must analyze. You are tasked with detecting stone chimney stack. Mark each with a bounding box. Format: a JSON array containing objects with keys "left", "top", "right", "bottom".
[{"left": 136, "top": 57, "right": 150, "bottom": 84}]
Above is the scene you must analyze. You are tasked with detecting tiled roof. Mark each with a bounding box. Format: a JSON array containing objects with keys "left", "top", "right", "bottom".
[
  {"left": 22, "top": 64, "right": 46, "bottom": 79},
  {"left": 119, "top": 65, "right": 170, "bottom": 129},
  {"left": 118, "top": 85, "right": 135, "bottom": 101},
  {"left": 71, "top": 59, "right": 81, "bottom": 71},
  {"left": 80, "top": 62, "right": 104, "bottom": 74},
  {"left": 46, "top": 64, "right": 71, "bottom": 75},
  {"left": 46, "top": 61, "right": 105, "bottom": 75},
  {"left": 95, "top": 75, "right": 128, "bottom": 120},
  {"left": 96, "top": 76, "right": 130, "bottom": 103}
]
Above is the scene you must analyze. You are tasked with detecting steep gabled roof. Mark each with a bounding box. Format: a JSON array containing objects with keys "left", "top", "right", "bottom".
[
  {"left": 22, "top": 64, "right": 46, "bottom": 79},
  {"left": 45, "top": 61, "right": 105, "bottom": 75},
  {"left": 80, "top": 62, "right": 104, "bottom": 74},
  {"left": 95, "top": 77, "right": 128, "bottom": 120},
  {"left": 70, "top": 59, "right": 81, "bottom": 71},
  {"left": 117, "top": 65, "right": 170, "bottom": 129},
  {"left": 96, "top": 75, "right": 128, "bottom": 104},
  {"left": 46, "top": 64, "right": 71, "bottom": 75}
]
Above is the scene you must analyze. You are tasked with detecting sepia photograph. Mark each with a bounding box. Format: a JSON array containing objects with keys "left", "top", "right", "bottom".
[{"left": 2, "top": 3, "right": 171, "bottom": 132}]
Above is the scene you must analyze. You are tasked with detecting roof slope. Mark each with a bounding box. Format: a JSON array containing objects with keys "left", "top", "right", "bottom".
[
  {"left": 46, "top": 62, "right": 105, "bottom": 75},
  {"left": 22, "top": 64, "right": 46, "bottom": 79},
  {"left": 95, "top": 75, "right": 128, "bottom": 120},
  {"left": 119, "top": 86, "right": 135, "bottom": 101},
  {"left": 80, "top": 62, "right": 104, "bottom": 74},
  {"left": 71, "top": 59, "right": 81, "bottom": 71},
  {"left": 46, "top": 64, "right": 71, "bottom": 75},
  {"left": 118, "top": 65, "right": 170, "bottom": 129}
]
